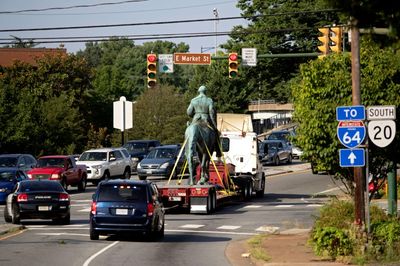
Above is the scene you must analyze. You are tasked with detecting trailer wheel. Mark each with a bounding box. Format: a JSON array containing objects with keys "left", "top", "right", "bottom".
[
  {"left": 206, "top": 193, "right": 212, "bottom": 214},
  {"left": 256, "top": 176, "right": 265, "bottom": 198}
]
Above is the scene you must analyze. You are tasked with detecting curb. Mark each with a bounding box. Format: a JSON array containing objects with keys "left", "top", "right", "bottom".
[{"left": 0, "top": 224, "right": 25, "bottom": 237}]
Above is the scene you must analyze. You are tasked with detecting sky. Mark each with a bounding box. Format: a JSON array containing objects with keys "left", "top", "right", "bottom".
[{"left": 0, "top": 0, "right": 247, "bottom": 54}]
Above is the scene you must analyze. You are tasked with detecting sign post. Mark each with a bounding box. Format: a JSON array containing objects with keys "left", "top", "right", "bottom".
[
  {"left": 113, "top": 96, "right": 133, "bottom": 145},
  {"left": 367, "top": 105, "right": 397, "bottom": 216}
]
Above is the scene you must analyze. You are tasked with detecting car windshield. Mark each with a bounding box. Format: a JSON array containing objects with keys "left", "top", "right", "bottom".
[
  {"left": 0, "top": 157, "right": 17, "bottom": 167},
  {"left": 97, "top": 184, "right": 147, "bottom": 202},
  {"left": 79, "top": 152, "right": 107, "bottom": 161},
  {"left": 37, "top": 158, "right": 65, "bottom": 168},
  {"left": 20, "top": 181, "right": 64, "bottom": 192},
  {"left": 267, "top": 143, "right": 278, "bottom": 151},
  {"left": 0, "top": 171, "right": 15, "bottom": 182},
  {"left": 146, "top": 148, "right": 175, "bottom": 159},
  {"left": 123, "top": 142, "right": 147, "bottom": 152}
]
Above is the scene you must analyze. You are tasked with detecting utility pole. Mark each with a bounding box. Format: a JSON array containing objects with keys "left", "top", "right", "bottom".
[
  {"left": 213, "top": 8, "right": 219, "bottom": 56},
  {"left": 350, "top": 18, "right": 365, "bottom": 226}
]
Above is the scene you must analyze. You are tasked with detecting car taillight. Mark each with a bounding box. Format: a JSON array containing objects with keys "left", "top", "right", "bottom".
[
  {"left": 59, "top": 193, "right": 70, "bottom": 201},
  {"left": 50, "top": 174, "right": 61, "bottom": 180},
  {"left": 91, "top": 202, "right": 97, "bottom": 215},
  {"left": 17, "top": 193, "right": 28, "bottom": 202},
  {"left": 147, "top": 203, "right": 154, "bottom": 216}
]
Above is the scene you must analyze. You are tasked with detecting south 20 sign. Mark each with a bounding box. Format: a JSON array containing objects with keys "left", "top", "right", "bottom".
[{"left": 337, "top": 121, "right": 366, "bottom": 148}]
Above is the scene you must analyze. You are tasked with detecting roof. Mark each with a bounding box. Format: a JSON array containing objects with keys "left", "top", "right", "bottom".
[
  {"left": 83, "top": 147, "right": 126, "bottom": 152},
  {"left": 0, "top": 48, "right": 67, "bottom": 67},
  {"left": 38, "top": 155, "right": 69, "bottom": 159}
]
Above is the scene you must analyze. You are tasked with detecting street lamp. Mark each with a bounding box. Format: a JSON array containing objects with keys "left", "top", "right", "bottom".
[{"left": 213, "top": 8, "right": 219, "bottom": 56}]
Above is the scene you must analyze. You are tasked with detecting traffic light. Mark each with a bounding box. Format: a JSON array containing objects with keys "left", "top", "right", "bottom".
[
  {"left": 228, "top": 52, "right": 238, "bottom": 78},
  {"left": 329, "top": 27, "right": 342, "bottom": 53},
  {"left": 317, "top": 28, "right": 330, "bottom": 59},
  {"left": 146, "top": 54, "right": 157, "bottom": 88}
]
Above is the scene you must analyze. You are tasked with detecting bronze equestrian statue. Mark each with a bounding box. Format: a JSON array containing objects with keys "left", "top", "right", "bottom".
[{"left": 185, "top": 85, "right": 221, "bottom": 185}]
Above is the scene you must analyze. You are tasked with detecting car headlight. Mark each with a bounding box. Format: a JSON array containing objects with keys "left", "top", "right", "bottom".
[
  {"left": 0, "top": 188, "right": 7, "bottom": 192},
  {"left": 137, "top": 163, "right": 142, "bottom": 169},
  {"left": 160, "top": 162, "right": 170, "bottom": 169},
  {"left": 92, "top": 165, "right": 103, "bottom": 170},
  {"left": 132, "top": 157, "right": 139, "bottom": 162}
]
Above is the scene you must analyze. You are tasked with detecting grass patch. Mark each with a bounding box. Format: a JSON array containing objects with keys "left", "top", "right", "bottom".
[{"left": 247, "top": 234, "right": 271, "bottom": 262}]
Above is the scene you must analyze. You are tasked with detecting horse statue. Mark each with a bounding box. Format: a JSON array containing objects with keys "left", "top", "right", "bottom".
[
  {"left": 185, "top": 85, "right": 221, "bottom": 185},
  {"left": 185, "top": 121, "right": 219, "bottom": 185}
]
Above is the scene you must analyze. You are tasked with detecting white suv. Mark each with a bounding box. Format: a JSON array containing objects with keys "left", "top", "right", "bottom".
[{"left": 76, "top": 148, "right": 133, "bottom": 184}]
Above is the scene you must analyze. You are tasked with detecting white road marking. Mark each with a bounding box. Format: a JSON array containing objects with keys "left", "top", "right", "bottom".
[
  {"left": 255, "top": 226, "right": 280, "bottom": 233},
  {"left": 78, "top": 208, "right": 91, "bottom": 212},
  {"left": 307, "top": 204, "right": 323, "bottom": 207},
  {"left": 167, "top": 229, "right": 257, "bottom": 236},
  {"left": 217, "top": 225, "right": 241, "bottom": 230},
  {"left": 27, "top": 227, "right": 89, "bottom": 230},
  {"left": 65, "top": 224, "right": 87, "bottom": 227},
  {"left": 275, "top": 205, "right": 294, "bottom": 208},
  {"left": 70, "top": 204, "right": 90, "bottom": 207},
  {"left": 36, "top": 233, "right": 89, "bottom": 237},
  {"left": 242, "top": 205, "right": 262, "bottom": 209},
  {"left": 317, "top": 187, "right": 342, "bottom": 194},
  {"left": 25, "top": 225, "right": 46, "bottom": 228},
  {"left": 180, "top": 224, "right": 205, "bottom": 229},
  {"left": 83, "top": 241, "right": 119, "bottom": 266}
]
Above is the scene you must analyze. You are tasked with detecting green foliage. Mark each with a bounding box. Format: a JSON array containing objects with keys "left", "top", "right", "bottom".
[
  {"left": 0, "top": 54, "right": 92, "bottom": 155},
  {"left": 310, "top": 199, "right": 400, "bottom": 263},
  {"left": 127, "top": 85, "right": 188, "bottom": 145},
  {"left": 311, "top": 227, "right": 353, "bottom": 258},
  {"left": 292, "top": 38, "right": 400, "bottom": 190}
]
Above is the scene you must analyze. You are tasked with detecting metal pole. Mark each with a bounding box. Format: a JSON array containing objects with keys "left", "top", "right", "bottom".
[
  {"left": 121, "top": 100, "right": 125, "bottom": 146},
  {"left": 213, "top": 8, "right": 219, "bottom": 56},
  {"left": 351, "top": 18, "right": 365, "bottom": 226},
  {"left": 388, "top": 157, "right": 398, "bottom": 216}
]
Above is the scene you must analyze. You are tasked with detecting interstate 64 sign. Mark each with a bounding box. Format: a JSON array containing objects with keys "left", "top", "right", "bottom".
[{"left": 337, "top": 121, "right": 366, "bottom": 148}]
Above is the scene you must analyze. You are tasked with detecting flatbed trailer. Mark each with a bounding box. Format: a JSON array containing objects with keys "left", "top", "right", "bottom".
[{"left": 158, "top": 161, "right": 261, "bottom": 214}]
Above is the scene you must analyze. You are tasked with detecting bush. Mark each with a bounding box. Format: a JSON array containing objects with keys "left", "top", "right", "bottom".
[{"left": 310, "top": 199, "right": 400, "bottom": 264}]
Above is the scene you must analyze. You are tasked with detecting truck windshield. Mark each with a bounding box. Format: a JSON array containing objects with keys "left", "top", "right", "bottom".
[
  {"left": 79, "top": 152, "right": 107, "bottom": 161},
  {"left": 123, "top": 142, "right": 147, "bottom": 152},
  {"left": 37, "top": 158, "right": 65, "bottom": 168}
]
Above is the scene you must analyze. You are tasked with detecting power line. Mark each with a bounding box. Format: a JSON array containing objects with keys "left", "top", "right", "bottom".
[
  {"left": 4, "top": 1, "right": 237, "bottom": 16},
  {"left": 0, "top": 9, "right": 340, "bottom": 32},
  {"left": 0, "top": 0, "right": 147, "bottom": 14},
  {"left": 0, "top": 27, "right": 316, "bottom": 45}
]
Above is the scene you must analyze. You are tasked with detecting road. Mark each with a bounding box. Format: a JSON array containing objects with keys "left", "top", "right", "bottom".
[{"left": 0, "top": 163, "right": 341, "bottom": 266}]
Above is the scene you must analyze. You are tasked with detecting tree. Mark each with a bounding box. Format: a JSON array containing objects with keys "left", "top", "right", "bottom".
[
  {"left": 292, "top": 38, "right": 400, "bottom": 193},
  {"left": 222, "top": 0, "right": 340, "bottom": 103},
  {"left": 126, "top": 85, "right": 188, "bottom": 144}
]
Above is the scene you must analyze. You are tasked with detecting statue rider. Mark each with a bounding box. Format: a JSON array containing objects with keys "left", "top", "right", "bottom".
[{"left": 187, "top": 85, "right": 222, "bottom": 158}]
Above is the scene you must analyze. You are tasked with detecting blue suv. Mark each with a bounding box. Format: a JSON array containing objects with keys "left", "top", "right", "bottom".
[{"left": 90, "top": 179, "right": 165, "bottom": 240}]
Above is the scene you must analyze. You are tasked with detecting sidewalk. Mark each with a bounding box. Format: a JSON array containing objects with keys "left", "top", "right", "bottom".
[
  {"left": 0, "top": 223, "right": 25, "bottom": 238},
  {"left": 265, "top": 161, "right": 311, "bottom": 176}
]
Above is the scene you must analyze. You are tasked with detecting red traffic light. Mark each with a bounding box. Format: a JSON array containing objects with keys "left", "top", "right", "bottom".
[
  {"left": 229, "top": 53, "right": 238, "bottom": 61},
  {"left": 147, "top": 54, "right": 157, "bottom": 62}
]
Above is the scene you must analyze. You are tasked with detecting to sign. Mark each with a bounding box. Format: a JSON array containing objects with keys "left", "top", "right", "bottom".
[
  {"left": 336, "top": 105, "right": 365, "bottom": 121},
  {"left": 337, "top": 121, "right": 366, "bottom": 148},
  {"left": 174, "top": 53, "right": 211, "bottom": 65},
  {"left": 158, "top": 54, "right": 174, "bottom": 73},
  {"left": 367, "top": 105, "right": 396, "bottom": 120},
  {"left": 368, "top": 120, "right": 396, "bottom": 147}
]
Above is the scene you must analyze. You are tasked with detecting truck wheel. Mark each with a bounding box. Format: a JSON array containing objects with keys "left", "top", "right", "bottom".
[
  {"left": 256, "top": 177, "right": 265, "bottom": 198},
  {"left": 78, "top": 176, "right": 87, "bottom": 192},
  {"left": 246, "top": 182, "right": 253, "bottom": 200},
  {"left": 138, "top": 175, "right": 147, "bottom": 180},
  {"left": 206, "top": 194, "right": 212, "bottom": 214}
]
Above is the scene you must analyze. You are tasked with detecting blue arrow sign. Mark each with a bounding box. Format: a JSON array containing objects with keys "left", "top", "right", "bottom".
[
  {"left": 337, "top": 121, "right": 366, "bottom": 148},
  {"left": 336, "top": 105, "right": 365, "bottom": 121},
  {"left": 339, "top": 149, "right": 365, "bottom": 167}
]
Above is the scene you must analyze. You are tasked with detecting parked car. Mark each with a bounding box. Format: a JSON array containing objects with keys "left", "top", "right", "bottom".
[
  {"left": 292, "top": 146, "right": 304, "bottom": 160},
  {"left": 266, "top": 130, "right": 303, "bottom": 160},
  {"left": 0, "top": 154, "right": 37, "bottom": 173},
  {"left": 0, "top": 168, "right": 28, "bottom": 203},
  {"left": 76, "top": 147, "right": 133, "bottom": 185},
  {"left": 259, "top": 140, "right": 292, "bottom": 165},
  {"left": 89, "top": 179, "right": 165, "bottom": 240},
  {"left": 27, "top": 155, "right": 87, "bottom": 192},
  {"left": 137, "top": 144, "right": 185, "bottom": 180},
  {"left": 4, "top": 180, "right": 70, "bottom": 224},
  {"left": 123, "top": 140, "right": 161, "bottom": 172}
]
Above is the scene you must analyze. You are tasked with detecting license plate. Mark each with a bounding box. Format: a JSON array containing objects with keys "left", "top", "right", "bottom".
[
  {"left": 169, "top": 196, "right": 181, "bottom": 201},
  {"left": 38, "top": 206, "right": 50, "bottom": 211},
  {"left": 116, "top": 208, "right": 129, "bottom": 215},
  {"left": 146, "top": 170, "right": 152, "bottom": 174}
]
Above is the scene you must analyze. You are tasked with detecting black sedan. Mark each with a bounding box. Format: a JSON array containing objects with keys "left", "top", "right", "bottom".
[{"left": 3, "top": 180, "right": 70, "bottom": 224}]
